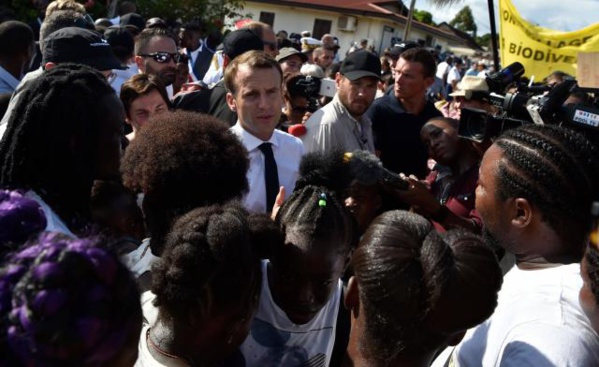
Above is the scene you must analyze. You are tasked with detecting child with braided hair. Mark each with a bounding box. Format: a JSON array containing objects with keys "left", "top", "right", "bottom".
[
  {"left": 0, "top": 233, "right": 143, "bottom": 367},
  {"left": 238, "top": 150, "right": 359, "bottom": 367},
  {"left": 344, "top": 210, "right": 502, "bottom": 367},
  {"left": 137, "top": 202, "right": 280, "bottom": 366}
]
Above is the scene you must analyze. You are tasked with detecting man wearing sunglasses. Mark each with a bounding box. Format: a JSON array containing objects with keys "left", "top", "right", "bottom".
[{"left": 134, "top": 27, "right": 178, "bottom": 92}]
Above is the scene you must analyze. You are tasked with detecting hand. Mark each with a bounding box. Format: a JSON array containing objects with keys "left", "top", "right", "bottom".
[
  {"left": 271, "top": 186, "right": 285, "bottom": 220},
  {"left": 391, "top": 175, "right": 441, "bottom": 216},
  {"left": 301, "top": 112, "right": 312, "bottom": 124}
]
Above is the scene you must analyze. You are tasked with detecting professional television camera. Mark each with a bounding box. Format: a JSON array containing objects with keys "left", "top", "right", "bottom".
[
  {"left": 289, "top": 75, "right": 336, "bottom": 113},
  {"left": 458, "top": 62, "right": 599, "bottom": 142}
]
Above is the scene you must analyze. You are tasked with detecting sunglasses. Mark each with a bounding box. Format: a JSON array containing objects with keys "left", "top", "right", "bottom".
[
  {"left": 263, "top": 41, "right": 278, "bottom": 52},
  {"left": 139, "top": 52, "right": 181, "bottom": 64}
]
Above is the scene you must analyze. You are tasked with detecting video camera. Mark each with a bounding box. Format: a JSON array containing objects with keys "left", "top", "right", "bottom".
[
  {"left": 458, "top": 62, "right": 599, "bottom": 142},
  {"left": 290, "top": 76, "right": 336, "bottom": 112}
]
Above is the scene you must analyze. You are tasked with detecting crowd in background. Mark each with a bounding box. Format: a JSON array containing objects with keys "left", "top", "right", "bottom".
[{"left": 0, "top": 1, "right": 599, "bottom": 366}]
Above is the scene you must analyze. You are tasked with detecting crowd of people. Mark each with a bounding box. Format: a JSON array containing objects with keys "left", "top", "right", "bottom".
[{"left": 0, "top": 1, "right": 599, "bottom": 366}]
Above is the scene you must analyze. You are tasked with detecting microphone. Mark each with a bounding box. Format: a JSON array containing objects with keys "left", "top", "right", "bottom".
[
  {"left": 344, "top": 150, "right": 410, "bottom": 190},
  {"left": 288, "top": 124, "right": 307, "bottom": 137}
]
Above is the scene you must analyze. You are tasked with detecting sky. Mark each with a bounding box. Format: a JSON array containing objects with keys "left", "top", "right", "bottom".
[{"left": 414, "top": 0, "right": 599, "bottom": 34}]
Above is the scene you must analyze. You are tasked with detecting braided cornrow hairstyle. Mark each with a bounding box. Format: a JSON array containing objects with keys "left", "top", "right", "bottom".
[
  {"left": 151, "top": 202, "right": 279, "bottom": 322},
  {"left": 276, "top": 149, "right": 357, "bottom": 255},
  {"left": 587, "top": 244, "right": 599, "bottom": 308},
  {"left": 494, "top": 124, "right": 599, "bottom": 248},
  {"left": 0, "top": 63, "right": 117, "bottom": 231},
  {"left": 0, "top": 233, "right": 142, "bottom": 367},
  {"left": 352, "top": 210, "right": 502, "bottom": 364}
]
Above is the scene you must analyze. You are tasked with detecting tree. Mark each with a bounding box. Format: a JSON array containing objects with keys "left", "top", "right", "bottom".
[
  {"left": 413, "top": 9, "right": 434, "bottom": 25},
  {"left": 449, "top": 5, "right": 477, "bottom": 37},
  {"left": 135, "top": 0, "right": 247, "bottom": 29},
  {"left": 403, "top": 0, "right": 463, "bottom": 41},
  {"left": 475, "top": 33, "right": 493, "bottom": 49}
]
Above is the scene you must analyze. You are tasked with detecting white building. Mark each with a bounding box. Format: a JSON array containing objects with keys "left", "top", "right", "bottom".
[{"left": 228, "top": 0, "right": 470, "bottom": 58}]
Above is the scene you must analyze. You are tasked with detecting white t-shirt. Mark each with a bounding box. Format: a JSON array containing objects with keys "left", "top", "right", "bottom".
[
  {"left": 452, "top": 263, "right": 599, "bottom": 367},
  {"left": 135, "top": 326, "right": 190, "bottom": 367},
  {"left": 121, "top": 238, "right": 160, "bottom": 279},
  {"left": 446, "top": 66, "right": 462, "bottom": 87},
  {"left": 24, "top": 190, "right": 74, "bottom": 237},
  {"left": 239, "top": 260, "right": 341, "bottom": 367}
]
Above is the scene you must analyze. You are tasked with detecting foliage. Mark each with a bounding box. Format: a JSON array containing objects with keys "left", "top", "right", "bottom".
[
  {"left": 449, "top": 5, "right": 477, "bottom": 37},
  {"left": 135, "top": 0, "right": 247, "bottom": 29},
  {"left": 475, "top": 33, "right": 493, "bottom": 49},
  {"left": 7, "top": 0, "right": 108, "bottom": 24},
  {"left": 413, "top": 9, "right": 434, "bottom": 25},
  {"left": 427, "top": 0, "right": 463, "bottom": 6}
]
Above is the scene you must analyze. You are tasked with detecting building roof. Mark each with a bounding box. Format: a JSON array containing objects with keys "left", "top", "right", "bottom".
[{"left": 248, "top": 0, "right": 463, "bottom": 42}]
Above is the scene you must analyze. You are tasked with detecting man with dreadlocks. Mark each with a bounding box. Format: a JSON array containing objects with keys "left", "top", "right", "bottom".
[
  {"left": 0, "top": 63, "right": 124, "bottom": 236},
  {"left": 449, "top": 125, "right": 599, "bottom": 366}
]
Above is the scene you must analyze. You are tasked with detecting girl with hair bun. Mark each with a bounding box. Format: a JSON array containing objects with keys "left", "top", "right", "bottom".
[
  {"left": 344, "top": 210, "right": 502, "bottom": 367},
  {"left": 138, "top": 202, "right": 280, "bottom": 366},
  {"left": 239, "top": 150, "right": 358, "bottom": 367},
  {"left": 0, "top": 233, "right": 143, "bottom": 367}
]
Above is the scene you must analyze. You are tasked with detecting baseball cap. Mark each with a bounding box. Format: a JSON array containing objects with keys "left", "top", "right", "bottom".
[
  {"left": 449, "top": 76, "right": 490, "bottom": 100},
  {"left": 222, "top": 29, "right": 264, "bottom": 60},
  {"left": 387, "top": 41, "right": 420, "bottom": 59},
  {"left": 120, "top": 13, "right": 145, "bottom": 32},
  {"left": 42, "top": 27, "right": 125, "bottom": 70},
  {"left": 276, "top": 47, "right": 308, "bottom": 63},
  {"left": 103, "top": 26, "right": 134, "bottom": 60},
  {"left": 340, "top": 50, "right": 381, "bottom": 81}
]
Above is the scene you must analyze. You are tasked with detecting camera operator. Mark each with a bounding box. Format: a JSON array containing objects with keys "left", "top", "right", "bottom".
[
  {"left": 278, "top": 74, "right": 317, "bottom": 133},
  {"left": 446, "top": 76, "right": 497, "bottom": 120}
]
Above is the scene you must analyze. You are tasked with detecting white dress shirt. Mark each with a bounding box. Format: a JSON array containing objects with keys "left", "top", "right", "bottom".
[{"left": 231, "top": 123, "right": 305, "bottom": 213}]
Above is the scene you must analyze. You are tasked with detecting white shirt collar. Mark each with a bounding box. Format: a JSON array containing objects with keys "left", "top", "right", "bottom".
[{"left": 231, "top": 122, "right": 279, "bottom": 151}]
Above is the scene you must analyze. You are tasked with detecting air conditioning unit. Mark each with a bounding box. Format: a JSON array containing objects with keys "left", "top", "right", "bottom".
[{"left": 338, "top": 15, "right": 357, "bottom": 32}]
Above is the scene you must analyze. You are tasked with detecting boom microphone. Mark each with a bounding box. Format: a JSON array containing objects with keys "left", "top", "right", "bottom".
[{"left": 344, "top": 150, "right": 410, "bottom": 190}]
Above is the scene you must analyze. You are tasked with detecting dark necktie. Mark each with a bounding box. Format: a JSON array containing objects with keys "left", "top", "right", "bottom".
[{"left": 258, "top": 142, "right": 279, "bottom": 212}]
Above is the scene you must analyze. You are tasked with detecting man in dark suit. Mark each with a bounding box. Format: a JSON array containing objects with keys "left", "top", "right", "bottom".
[{"left": 178, "top": 20, "right": 213, "bottom": 82}]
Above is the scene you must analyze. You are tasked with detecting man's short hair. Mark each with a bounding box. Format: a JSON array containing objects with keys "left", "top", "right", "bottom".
[
  {"left": 45, "top": 0, "right": 86, "bottom": 17},
  {"left": 39, "top": 9, "right": 92, "bottom": 47},
  {"left": 399, "top": 47, "right": 437, "bottom": 79},
  {"left": 0, "top": 21, "right": 34, "bottom": 58},
  {"left": 241, "top": 21, "right": 271, "bottom": 39},
  {"left": 134, "top": 27, "right": 176, "bottom": 56},
  {"left": 224, "top": 50, "right": 282, "bottom": 95}
]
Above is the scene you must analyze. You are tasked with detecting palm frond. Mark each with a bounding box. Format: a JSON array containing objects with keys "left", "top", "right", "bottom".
[{"left": 427, "top": 0, "right": 463, "bottom": 7}]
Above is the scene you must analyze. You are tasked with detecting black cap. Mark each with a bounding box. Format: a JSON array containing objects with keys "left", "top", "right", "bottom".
[
  {"left": 388, "top": 41, "right": 419, "bottom": 59},
  {"left": 42, "top": 27, "right": 125, "bottom": 70},
  {"left": 340, "top": 50, "right": 381, "bottom": 81},
  {"left": 120, "top": 13, "right": 145, "bottom": 31},
  {"left": 223, "top": 29, "right": 264, "bottom": 60},
  {"left": 104, "top": 26, "right": 134, "bottom": 59}
]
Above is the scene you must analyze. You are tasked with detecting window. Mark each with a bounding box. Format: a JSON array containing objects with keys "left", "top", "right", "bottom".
[
  {"left": 260, "top": 12, "right": 275, "bottom": 27},
  {"left": 313, "top": 19, "right": 332, "bottom": 40}
]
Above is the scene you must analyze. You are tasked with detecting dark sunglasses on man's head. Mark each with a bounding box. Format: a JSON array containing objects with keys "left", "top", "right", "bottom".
[{"left": 139, "top": 52, "right": 181, "bottom": 64}]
